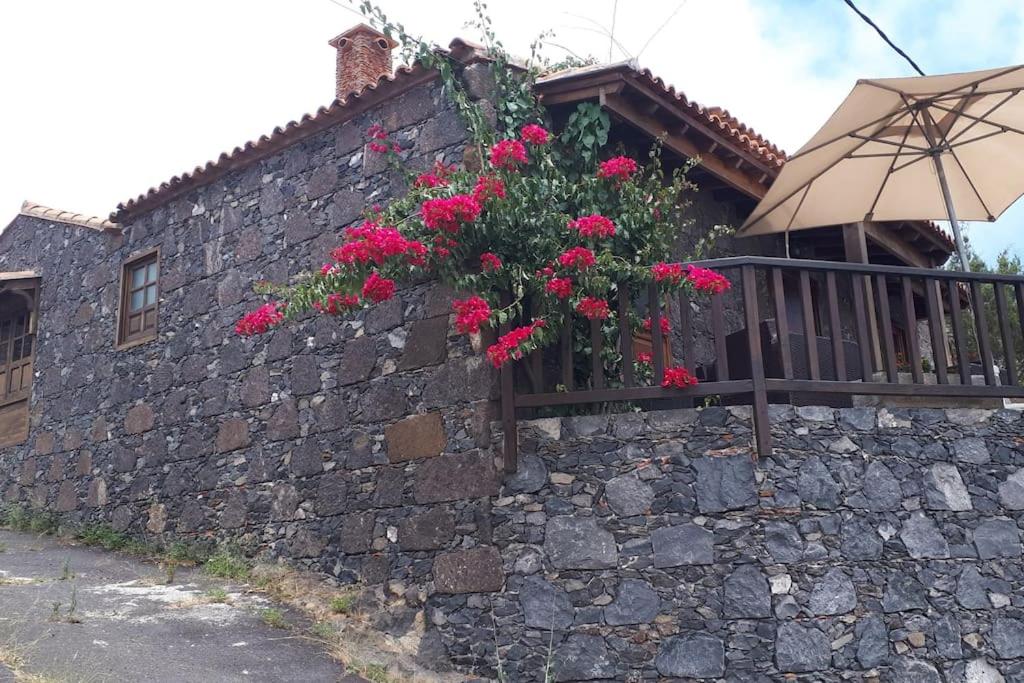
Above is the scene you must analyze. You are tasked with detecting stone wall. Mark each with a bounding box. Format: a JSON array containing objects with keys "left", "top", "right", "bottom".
[
  {"left": 419, "top": 405, "right": 1024, "bottom": 681},
  {"left": 0, "top": 76, "right": 506, "bottom": 588}
]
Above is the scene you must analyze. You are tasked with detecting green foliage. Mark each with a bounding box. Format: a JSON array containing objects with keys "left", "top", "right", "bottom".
[
  {"left": 1, "top": 505, "right": 57, "bottom": 535},
  {"left": 203, "top": 548, "right": 252, "bottom": 581},
  {"left": 557, "top": 102, "right": 609, "bottom": 171},
  {"left": 74, "top": 524, "right": 153, "bottom": 555},
  {"left": 258, "top": 607, "right": 289, "bottom": 629},
  {"left": 329, "top": 594, "right": 357, "bottom": 614},
  {"left": 205, "top": 588, "right": 229, "bottom": 603}
]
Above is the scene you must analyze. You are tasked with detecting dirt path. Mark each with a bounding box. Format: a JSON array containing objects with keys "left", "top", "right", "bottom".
[{"left": 0, "top": 530, "right": 350, "bottom": 682}]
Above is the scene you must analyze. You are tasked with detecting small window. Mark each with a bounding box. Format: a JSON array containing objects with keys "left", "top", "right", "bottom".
[{"left": 118, "top": 250, "right": 159, "bottom": 347}]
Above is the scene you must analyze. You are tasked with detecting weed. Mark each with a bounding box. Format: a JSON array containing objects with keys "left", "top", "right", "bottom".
[
  {"left": 48, "top": 603, "right": 61, "bottom": 622},
  {"left": 348, "top": 661, "right": 393, "bottom": 683},
  {"left": 59, "top": 558, "right": 73, "bottom": 581},
  {"left": 329, "top": 594, "right": 357, "bottom": 614},
  {"left": 65, "top": 586, "right": 81, "bottom": 624},
  {"left": 205, "top": 588, "right": 229, "bottom": 604},
  {"left": 164, "top": 540, "right": 210, "bottom": 565},
  {"left": 0, "top": 541, "right": 7, "bottom": 552},
  {"left": 203, "top": 548, "right": 251, "bottom": 580},
  {"left": 310, "top": 621, "right": 336, "bottom": 639},
  {"left": 258, "top": 608, "right": 288, "bottom": 629},
  {"left": 74, "top": 524, "right": 153, "bottom": 556}
]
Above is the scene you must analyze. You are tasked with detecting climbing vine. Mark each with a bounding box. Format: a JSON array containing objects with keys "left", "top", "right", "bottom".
[{"left": 237, "top": 2, "right": 731, "bottom": 388}]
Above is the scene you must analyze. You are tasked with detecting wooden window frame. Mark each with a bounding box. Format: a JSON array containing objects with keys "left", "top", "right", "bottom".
[
  {"left": 116, "top": 248, "right": 160, "bottom": 349},
  {"left": 0, "top": 279, "right": 39, "bottom": 410}
]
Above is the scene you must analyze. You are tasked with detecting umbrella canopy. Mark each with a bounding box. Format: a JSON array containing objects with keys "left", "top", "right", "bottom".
[{"left": 737, "top": 64, "right": 1024, "bottom": 270}]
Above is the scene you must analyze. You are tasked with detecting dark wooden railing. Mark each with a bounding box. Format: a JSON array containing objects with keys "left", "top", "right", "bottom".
[{"left": 499, "top": 256, "right": 1024, "bottom": 471}]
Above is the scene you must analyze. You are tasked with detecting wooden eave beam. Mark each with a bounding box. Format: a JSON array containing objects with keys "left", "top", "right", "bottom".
[
  {"left": 601, "top": 92, "right": 768, "bottom": 200},
  {"left": 862, "top": 221, "right": 933, "bottom": 269},
  {"left": 623, "top": 77, "right": 780, "bottom": 179}
]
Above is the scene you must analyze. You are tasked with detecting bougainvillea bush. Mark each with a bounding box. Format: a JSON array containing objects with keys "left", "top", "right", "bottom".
[{"left": 236, "top": 5, "right": 730, "bottom": 390}]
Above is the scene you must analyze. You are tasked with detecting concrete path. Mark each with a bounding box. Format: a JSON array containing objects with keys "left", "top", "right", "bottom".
[{"left": 0, "top": 530, "right": 349, "bottom": 682}]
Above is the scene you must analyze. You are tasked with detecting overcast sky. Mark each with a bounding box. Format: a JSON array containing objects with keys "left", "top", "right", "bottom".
[{"left": 2, "top": 0, "right": 1023, "bottom": 263}]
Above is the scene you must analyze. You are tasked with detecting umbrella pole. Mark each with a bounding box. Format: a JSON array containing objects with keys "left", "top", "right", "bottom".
[{"left": 931, "top": 152, "right": 971, "bottom": 272}]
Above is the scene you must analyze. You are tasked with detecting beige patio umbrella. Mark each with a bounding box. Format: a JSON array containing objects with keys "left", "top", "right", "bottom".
[{"left": 737, "top": 64, "right": 1024, "bottom": 271}]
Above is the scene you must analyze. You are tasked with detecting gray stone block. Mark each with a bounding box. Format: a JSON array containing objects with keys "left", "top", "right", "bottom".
[
  {"left": 544, "top": 516, "right": 617, "bottom": 569},
  {"left": 693, "top": 454, "right": 757, "bottom": 513},
  {"left": 651, "top": 523, "right": 714, "bottom": 567},
  {"left": 775, "top": 622, "right": 831, "bottom": 673},
  {"left": 656, "top": 633, "right": 725, "bottom": 679}
]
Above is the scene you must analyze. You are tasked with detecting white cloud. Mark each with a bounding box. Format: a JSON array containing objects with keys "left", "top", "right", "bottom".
[{"left": 1, "top": 0, "right": 1022, "bottom": 261}]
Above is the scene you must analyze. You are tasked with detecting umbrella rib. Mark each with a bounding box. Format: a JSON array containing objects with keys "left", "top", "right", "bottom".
[
  {"left": 929, "top": 105, "right": 997, "bottom": 221},
  {"left": 741, "top": 131, "right": 884, "bottom": 232},
  {"left": 848, "top": 134, "right": 929, "bottom": 152},
  {"left": 933, "top": 91, "right": 1023, "bottom": 143},
  {"left": 861, "top": 64, "right": 1024, "bottom": 99},
  {"left": 786, "top": 105, "right": 910, "bottom": 162},
  {"left": 945, "top": 142, "right": 994, "bottom": 220},
  {"left": 948, "top": 128, "right": 1013, "bottom": 150},
  {"left": 865, "top": 116, "right": 915, "bottom": 220},
  {"left": 847, "top": 151, "right": 927, "bottom": 159}
]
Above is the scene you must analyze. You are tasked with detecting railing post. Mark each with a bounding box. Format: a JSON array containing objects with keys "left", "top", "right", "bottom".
[
  {"left": 742, "top": 265, "right": 772, "bottom": 459},
  {"left": 499, "top": 291, "right": 517, "bottom": 474}
]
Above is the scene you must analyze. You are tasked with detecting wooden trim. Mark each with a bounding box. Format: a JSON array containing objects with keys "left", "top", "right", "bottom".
[
  {"left": 116, "top": 247, "right": 160, "bottom": 349},
  {"left": 601, "top": 92, "right": 769, "bottom": 200},
  {"left": 862, "top": 221, "right": 933, "bottom": 268}
]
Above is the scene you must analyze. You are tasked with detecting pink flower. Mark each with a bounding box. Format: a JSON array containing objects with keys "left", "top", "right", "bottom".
[
  {"left": 368, "top": 141, "right": 389, "bottom": 154},
  {"left": 545, "top": 277, "right": 573, "bottom": 299},
  {"left": 480, "top": 252, "right": 503, "bottom": 273},
  {"left": 636, "top": 352, "right": 653, "bottom": 365},
  {"left": 367, "top": 124, "right": 388, "bottom": 140},
  {"left": 642, "top": 316, "right": 671, "bottom": 335},
  {"left": 686, "top": 265, "right": 731, "bottom": 295},
  {"left": 413, "top": 161, "right": 455, "bottom": 189},
  {"left": 558, "top": 247, "right": 597, "bottom": 270},
  {"left": 520, "top": 124, "right": 551, "bottom": 145},
  {"left": 331, "top": 222, "right": 426, "bottom": 266},
  {"left": 235, "top": 303, "right": 285, "bottom": 336},
  {"left": 576, "top": 296, "right": 610, "bottom": 320},
  {"left": 486, "top": 320, "right": 545, "bottom": 368},
  {"left": 662, "top": 366, "right": 698, "bottom": 388},
  {"left": 490, "top": 139, "right": 528, "bottom": 170},
  {"left": 567, "top": 214, "right": 616, "bottom": 239},
  {"left": 314, "top": 293, "right": 360, "bottom": 316},
  {"left": 421, "top": 195, "right": 482, "bottom": 233},
  {"left": 651, "top": 262, "right": 685, "bottom": 285},
  {"left": 597, "top": 155, "right": 638, "bottom": 183},
  {"left": 472, "top": 175, "right": 506, "bottom": 204},
  {"left": 452, "top": 296, "right": 492, "bottom": 334},
  {"left": 361, "top": 272, "right": 396, "bottom": 303}
]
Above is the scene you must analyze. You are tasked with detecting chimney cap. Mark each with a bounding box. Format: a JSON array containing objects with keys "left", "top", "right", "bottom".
[{"left": 328, "top": 23, "right": 399, "bottom": 50}]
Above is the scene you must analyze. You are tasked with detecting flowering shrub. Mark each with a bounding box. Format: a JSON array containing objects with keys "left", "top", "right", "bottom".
[
  {"left": 662, "top": 366, "right": 698, "bottom": 388},
  {"left": 237, "top": 7, "right": 731, "bottom": 390}
]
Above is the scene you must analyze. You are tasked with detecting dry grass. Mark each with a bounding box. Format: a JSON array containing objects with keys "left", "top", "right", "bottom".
[{"left": 247, "top": 563, "right": 469, "bottom": 683}]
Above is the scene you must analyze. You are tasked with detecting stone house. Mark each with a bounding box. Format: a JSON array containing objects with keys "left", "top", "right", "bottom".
[{"left": 3, "top": 23, "right": 1019, "bottom": 681}]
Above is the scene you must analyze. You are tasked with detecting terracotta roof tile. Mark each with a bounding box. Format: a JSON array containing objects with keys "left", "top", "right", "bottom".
[{"left": 19, "top": 200, "right": 118, "bottom": 231}]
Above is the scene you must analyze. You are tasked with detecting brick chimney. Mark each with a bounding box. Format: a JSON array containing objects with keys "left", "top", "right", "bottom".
[{"left": 328, "top": 24, "right": 399, "bottom": 100}]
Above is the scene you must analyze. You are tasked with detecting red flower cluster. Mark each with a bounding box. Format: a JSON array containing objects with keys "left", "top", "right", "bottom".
[
  {"left": 367, "top": 124, "right": 390, "bottom": 154},
  {"left": 651, "top": 261, "right": 685, "bottom": 284},
  {"left": 520, "top": 124, "right": 551, "bottom": 145},
  {"left": 643, "top": 316, "right": 671, "bottom": 334},
  {"left": 472, "top": 175, "right": 506, "bottom": 204},
  {"left": 361, "top": 272, "right": 396, "bottom": 303},
  {"left": 413, "top": 161, "right": 455, "bottom": 189},
  {"left": 486, "top": 320, "right": 545, "bottom": 368},
  {"left": 636, "top": 351, "right": 653, "bottom": 365},
  {"left": 558, "top": 246, "right": 597, "bottom": 270},
  {"left": 490, "top": 139, "right": 528, "bottom": 170},
  {"left": 421, "top": 195, "right": 482, "bottom": 232},
  {"left": 314, "top": 293, "right": 360, "bottom": 316},
  {"left": 568, "top": 214, "right": 616, "bottom": 239},
  {"left": 686, "top": 265, "right": 731, "bottom": 295},
  {"left": 545, "top": 277, "right": 573, "bottom": 299},
  {"left": 480, "top": 252, "right": 503, "bottom": 272},
  {"left": 576, "top": 296, "right": 610, "bottom": 320},
  {"left": 597, "top": 155, "right": 638, "bottom": 183},
  {"left": 235, "top": 303, "right": 284, "bottom": 336},
  {"left": 331, "top": 222, "right": 427, "bottom": 266},
  {"left": 662, "top": 366, "right": 698, "bottom": 388},
  {"left": 452, "top": 296, "right": 491, "bottom": 334}
]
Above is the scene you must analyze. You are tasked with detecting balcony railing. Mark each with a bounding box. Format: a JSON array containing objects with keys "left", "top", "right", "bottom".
[{"left": 499, "top": 256, "right": 1024, "bottom": 471}]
